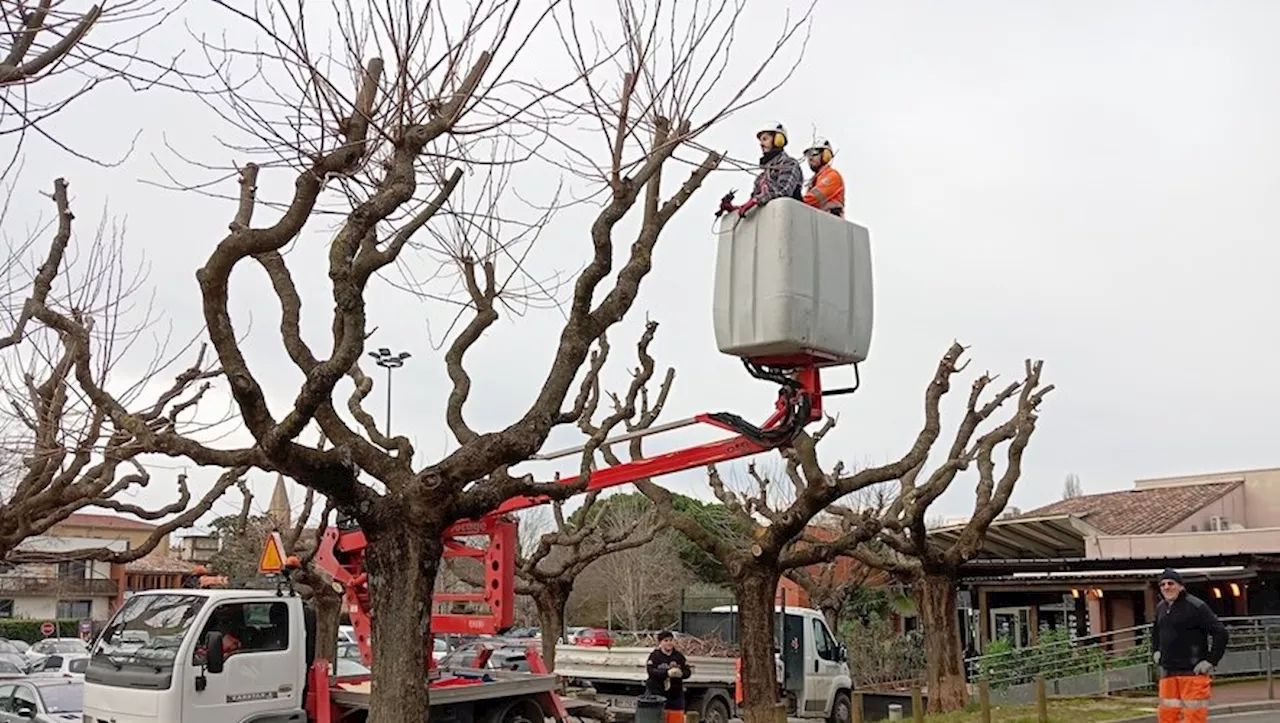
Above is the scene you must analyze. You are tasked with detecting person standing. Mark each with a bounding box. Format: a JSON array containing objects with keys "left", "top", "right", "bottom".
[
  {"left": 1153, "top": 568, "right": 1228, "bottom": 723},
  {"left": 646, "top": 630, "right": 692, "bottom": 721}
]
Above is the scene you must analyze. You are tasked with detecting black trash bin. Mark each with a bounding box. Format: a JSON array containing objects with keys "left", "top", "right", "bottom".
[{"left": 635, "top": 694, "right": 668, "bottom": 723}]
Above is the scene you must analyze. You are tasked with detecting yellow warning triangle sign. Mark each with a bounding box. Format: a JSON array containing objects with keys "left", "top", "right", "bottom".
[{"left": 258, "top": 531, "right": 286, "bottom": 574}]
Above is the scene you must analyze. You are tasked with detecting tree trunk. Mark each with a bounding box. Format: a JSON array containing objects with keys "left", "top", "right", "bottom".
[
  {"left": 535, "top": 582, "right": 570, "bottom": 669},
  {"left": 364, "top": 523, "right": 443, "bottom": 723},
  {"left": 736, "top": 569, "right": 786, "bottom": 723},
  {"left": 309, "top": 581, "right": 343, "bottom": 665},
  {"left": 916, "top": 572, "right": 967, "bottom": 713}
]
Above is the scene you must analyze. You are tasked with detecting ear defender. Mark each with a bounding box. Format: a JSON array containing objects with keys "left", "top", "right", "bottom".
[
  {"left": 821, "top": 148, "right": 832, "bottom": 163},
  {"left": 774, "top": 131, "right": 787, "bottom": 148}
]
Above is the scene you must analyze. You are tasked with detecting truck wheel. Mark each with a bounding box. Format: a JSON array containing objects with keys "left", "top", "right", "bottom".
[
  {"left": 829, "top": 685, "right": 849, "bottom": 721},
  {"left": 829, "top": 691, "right": 852, "bottom": 723},
  {"left": 702, "top": 696, "right": 731, "bottom": 723}
]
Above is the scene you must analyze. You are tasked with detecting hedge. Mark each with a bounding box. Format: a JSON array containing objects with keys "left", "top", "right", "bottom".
[{"left": 0, "top": 619, "right": 98, "bottom": 644}]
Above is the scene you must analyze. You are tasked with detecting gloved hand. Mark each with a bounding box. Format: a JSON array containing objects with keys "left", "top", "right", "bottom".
[
  {"left": 668, "top": 666, "right": 683, "bottom": 678},
  {"left": 1194, "top": 660, "right": 1214, "bottom": 675},
  {"left": 737, "top": 198, "right": 758, "bottom": 217},
  {"left": 1152, "top": 652, "right": 1160, "bottom": 665},
  {"left": 718, "top": 196, "right": 736, "bottom": 214}
]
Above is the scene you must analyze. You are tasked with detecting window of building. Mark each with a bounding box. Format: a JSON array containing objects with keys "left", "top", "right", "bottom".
[
  {"left": 56, "top": 600, "right": 92, "bottom": 619},
  {"left": 56, "top": 561, "right": 87, "bottom": 580},
  {"left": 0, "top": 600, "right": 12, "bottom": 618}
]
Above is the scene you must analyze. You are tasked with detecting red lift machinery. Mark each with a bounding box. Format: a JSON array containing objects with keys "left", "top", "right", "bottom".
[{"left": 312, "top": 352, "right": 859, "bottom": 682}]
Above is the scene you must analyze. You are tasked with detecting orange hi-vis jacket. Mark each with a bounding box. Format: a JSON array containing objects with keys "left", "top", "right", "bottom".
[{"left": 803, "top": 163, "right": 845, "bottom": 218}]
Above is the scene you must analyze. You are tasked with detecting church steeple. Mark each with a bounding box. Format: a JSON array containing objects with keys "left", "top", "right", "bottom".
[{"left": 267, "top": 473, "right": 291, "bottom": 528}]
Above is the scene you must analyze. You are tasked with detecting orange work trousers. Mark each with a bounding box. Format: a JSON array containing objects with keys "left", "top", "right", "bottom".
[{"left": 1159, "top": 674, "right": 1211, "bottom": 723}]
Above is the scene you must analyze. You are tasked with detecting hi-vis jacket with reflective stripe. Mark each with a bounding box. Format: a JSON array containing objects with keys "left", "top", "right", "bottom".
[{"left": 803, "top": 163, "right": 845, "bottom": 218}]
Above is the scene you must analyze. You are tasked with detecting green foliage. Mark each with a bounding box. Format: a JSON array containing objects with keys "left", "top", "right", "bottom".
[
  {"left": 976, "top": 628, "right": 1152, "bottom": 690},
  {"left": 584, "top": 492, "right": 750, "bottom": 586},
  {"left": 0, "top": 619, "right": 93, "bottom": 644},
  {"left": 840, "top": 612, "right": 926, "bottom": 686},
  {"left": 208, "top": 515, "right": 276, "bottom": 581}
]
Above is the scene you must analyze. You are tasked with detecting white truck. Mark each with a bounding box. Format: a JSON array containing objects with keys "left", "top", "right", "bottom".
[
  {"left": 81, "top": 587, "right": 567, "bottom": 723},
  {"left": 555, "top": 606, "right": 853, "bottom": 723}
]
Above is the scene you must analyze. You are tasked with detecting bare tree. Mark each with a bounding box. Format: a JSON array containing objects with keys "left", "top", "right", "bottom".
[
  {"left": 578, "top": 517, "right": 692, "bottom": 632},
  {"left": 519, "top": 493, "right": 659, "bottom": 666},
  {"left": 1, "top": 1, "right": 185, "bottom": 179},
  {"left": 574, "top": 331, "right": 1051, "bottom": 723},
  {"left": 0, "top": 179, "right": 247, "bottom": 564},
  {"left": 1062, "top": 472, "right": 1082, "bottom": 499},
  {"left": 91, "top": 2, "right": 813, "bottom": 718}
]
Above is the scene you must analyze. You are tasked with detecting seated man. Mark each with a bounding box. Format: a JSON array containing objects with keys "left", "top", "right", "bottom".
[
  {"left": 801, "top": 138, "right": 845, "bottom": 218},
  {"left": 722, "top": 122, "right": 804, "bottom": 217}
]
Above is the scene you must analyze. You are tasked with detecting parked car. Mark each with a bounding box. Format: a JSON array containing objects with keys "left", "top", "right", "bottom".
[
  {"left": 0, "top": 660, "right": 26, "bottom": 678},
  {"left": 28, "top": 653, "right": 88, "bottom": 679},
  {"left": 437, "top": 640, "right": 532, "bottom": 672},
  {"left": 0, "top": 640, "right": 29, "bottom": 673},
  {"left": 571, "top": 628, "right": 614, "bottom": 647},
  {"left": 0, "top": 676, "right": 83, "bottom": 721},
  {"left": 24, "top": 638, "right": 88, "bottom": 665}
]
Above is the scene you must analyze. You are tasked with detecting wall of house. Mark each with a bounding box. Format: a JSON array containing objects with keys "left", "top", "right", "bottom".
[
  {"left": 11, "top": 596, "right": 113, "bottom": 620},
  {"left": 1088, "top": 527, "right": 1280, "bottom": 558},
  {"left": 1168, "top": 485, "right": 1247, "bottom": 532},
  {"left": 1134, "top": 467, "right": 1280, "bottom": 529},
  {"left": 47, "top": 522, "right": 169, "bottom": 560}
]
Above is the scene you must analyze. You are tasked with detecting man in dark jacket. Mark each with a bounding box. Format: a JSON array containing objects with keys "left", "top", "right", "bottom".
[
  {"left": 1153, "top": 568, "right": 1228, "bottom": 723},
  {"left": 646, "top": 630, "right": 692, "bottom": 716}
]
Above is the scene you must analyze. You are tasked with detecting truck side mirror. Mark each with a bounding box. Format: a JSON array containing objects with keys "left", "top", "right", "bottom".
[
  {"left": 838, "top": 643, "right": 848, "bottom": 662},
  {"left": 205, "top": 631, "right": 225, "bottom": 674}
]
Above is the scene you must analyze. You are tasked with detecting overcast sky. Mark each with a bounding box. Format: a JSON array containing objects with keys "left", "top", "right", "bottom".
[{"left": 5, "top": 0, "right": 1279, "bottom": 536}]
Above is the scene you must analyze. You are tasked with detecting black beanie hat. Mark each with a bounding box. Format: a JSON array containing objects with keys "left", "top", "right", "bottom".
[{"left": 1160, "top": 568, "right": 1183, "bottom": 584}]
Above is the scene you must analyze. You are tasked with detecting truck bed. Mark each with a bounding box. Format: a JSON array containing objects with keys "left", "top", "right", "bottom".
[
  {"left": 554, "top": 646, "right": 739, "bottom": 685},
  {"left": 329, "top": 672, "right": 561, "bottom": 710}
]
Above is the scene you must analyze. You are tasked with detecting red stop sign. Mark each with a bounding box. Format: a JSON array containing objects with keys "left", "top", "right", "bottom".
[{"left": 39, "top": 622, "right": 54, "bottom": 637}]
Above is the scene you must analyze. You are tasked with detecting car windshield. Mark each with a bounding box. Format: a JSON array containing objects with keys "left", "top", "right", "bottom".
[
  {"left": 0, "top": 660, "right": 21, "bottom": 674},
  {"left": 91, "top": 593, "right": 206, "bottom": 669},
  {"left": 45, "top": 641, "right": 88, "bottom": 653},
  {"left": 37, "top": 683, "right": 82, "bottom": 713},
  {"left": 0, "top": 640, "right": 18, "bottom": 655}
]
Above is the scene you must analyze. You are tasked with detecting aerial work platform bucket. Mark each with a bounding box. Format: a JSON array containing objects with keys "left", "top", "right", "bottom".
[{"left": 712, "top": 199, "right": 874, "bottom": 370}]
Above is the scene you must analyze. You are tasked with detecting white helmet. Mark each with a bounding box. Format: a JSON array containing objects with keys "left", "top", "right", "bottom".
[
  {"left": 757, "top": 122, "right": 788, "bottom": 148},
  {"left": 805, "top": 138, "right": 834, "bottom": 163}
]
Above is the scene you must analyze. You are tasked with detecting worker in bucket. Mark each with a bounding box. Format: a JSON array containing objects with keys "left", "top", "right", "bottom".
[
  {"left": 801, "top": 138, "right": 845, "bottom": 218},
  {"left": 1153, "top": 568, "right": 1228, "bottom": 723},
  {"left": 718, "top": 122, "right": 804, "bottom": 218},
  {"left": 645, "top": 630, "right": 692, "bottom": 720}
]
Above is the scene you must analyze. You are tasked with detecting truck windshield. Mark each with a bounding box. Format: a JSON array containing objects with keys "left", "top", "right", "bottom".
[{"left": 91, "top": 593, "right": 206, "bottom": 670}]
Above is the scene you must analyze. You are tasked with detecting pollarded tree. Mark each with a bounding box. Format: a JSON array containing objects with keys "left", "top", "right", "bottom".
[
  {"left": 576, "top": 330, "right": 1050, "bottom": 723},
  {"left": 0, "top": 180, "right": 248, "bottom": 564},
  {"left": 448, "top": 490, "right": 660, "bottom": 668},
  {"left": 64, "top": 2, "right": 813, "bottom": 719}
]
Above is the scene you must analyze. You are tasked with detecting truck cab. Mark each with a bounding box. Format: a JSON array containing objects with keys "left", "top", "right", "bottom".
[
  {"left": 82, "top": 588, "right": 312, "bottom": 723},
  {"left": 704, "top": 604, "right": 853, "bottom": 723}
]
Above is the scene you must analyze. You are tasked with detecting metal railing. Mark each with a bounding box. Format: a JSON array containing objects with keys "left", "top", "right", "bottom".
[{"left": 965, "top": 616, "right": 1280, "bottom": 705}]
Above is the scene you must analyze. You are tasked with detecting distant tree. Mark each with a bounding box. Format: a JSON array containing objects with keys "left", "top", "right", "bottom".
[{"left": 1062, "top": 473, "right": 1083, "bottom": 499}]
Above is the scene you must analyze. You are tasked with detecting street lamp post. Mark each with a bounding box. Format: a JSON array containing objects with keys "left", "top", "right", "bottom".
[{"left": 367, "top": 347, "right": 411, "bottom": 436}]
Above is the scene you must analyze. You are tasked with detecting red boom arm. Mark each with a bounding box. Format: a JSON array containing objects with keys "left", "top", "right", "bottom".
[{"left": 312, "top": 361, "right": 829, "bottom": 673}]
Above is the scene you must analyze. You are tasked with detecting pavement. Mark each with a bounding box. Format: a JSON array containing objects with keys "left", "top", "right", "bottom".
[{"left": 1111, "top": 680, "right": 1280, "bottom": 723}]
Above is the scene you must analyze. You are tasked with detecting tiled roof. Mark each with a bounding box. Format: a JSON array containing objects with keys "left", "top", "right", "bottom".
[
  {"left": 125, "top": 554, "right": 198, "bottom": 574},
  {"left": 1016, "top": 482, "right": 1241, "bottom": 535},
  {"left": 59, "top": 513, "right": 159, "bottom": 531}
]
